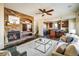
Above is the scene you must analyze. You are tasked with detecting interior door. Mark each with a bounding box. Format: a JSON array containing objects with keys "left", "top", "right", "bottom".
[{"left": 22, "top": 24, "right": 27, "bottom": 31}]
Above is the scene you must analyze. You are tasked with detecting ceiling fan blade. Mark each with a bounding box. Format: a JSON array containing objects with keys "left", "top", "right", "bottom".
[
  {"left": 35, "top": 13, "right": 42, "bottom": 14},
  {"left": 39, "top": 9, "right": 44, "bottom": 13},
  {"left": 46, "top": 12, "right": 52, "bottom": 15},
  {"left": 43, "top": 9, "right": 46, "bottom": 12},
  {"left": 47, "top": 9, "right": 54, "bottom": 12}
]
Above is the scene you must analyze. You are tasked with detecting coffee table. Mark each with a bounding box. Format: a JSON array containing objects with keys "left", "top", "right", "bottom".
[{"left": 35, "top": 38, "right": 52, "bottom": 53}]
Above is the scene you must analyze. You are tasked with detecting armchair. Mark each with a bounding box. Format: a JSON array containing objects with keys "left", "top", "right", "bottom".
[{"left": 5, "top": 46, "right": 27, "bottom": 56}]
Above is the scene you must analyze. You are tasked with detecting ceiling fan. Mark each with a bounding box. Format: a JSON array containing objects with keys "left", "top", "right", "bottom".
[{"left": 36, "top": 9, "right": 54, "bottom": 16}]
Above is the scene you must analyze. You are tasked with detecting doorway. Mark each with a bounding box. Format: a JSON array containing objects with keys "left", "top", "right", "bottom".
[{"left": 22, "top": 24, "right": 27, "bottom": 31}]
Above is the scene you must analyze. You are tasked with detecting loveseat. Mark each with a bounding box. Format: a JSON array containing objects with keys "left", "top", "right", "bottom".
[{"left": 52, "top": 33, "right": 79, "bottom": 56}]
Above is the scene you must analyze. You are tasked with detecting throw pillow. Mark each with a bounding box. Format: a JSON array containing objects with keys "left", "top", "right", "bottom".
[
  {"left": 60, "top": 35, "right": 67, "bottom": 42},
  {"left": 56, "top": 44, "right": 67, "bottom": 54},
  {"left": 66, "top": 37, "right": 74, "bottom": 43},
  {"left": 64, "top": 44, "right": 78, "bottom": 56}
]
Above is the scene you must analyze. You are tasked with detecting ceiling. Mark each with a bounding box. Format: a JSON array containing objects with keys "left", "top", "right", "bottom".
[{"left": 4, "top": 3, "right": 79, "bottom": 20}]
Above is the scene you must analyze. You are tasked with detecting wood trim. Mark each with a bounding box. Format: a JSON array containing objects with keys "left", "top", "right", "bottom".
[{"left": 4, "top": 7, "right": 33, "bottom": 21}]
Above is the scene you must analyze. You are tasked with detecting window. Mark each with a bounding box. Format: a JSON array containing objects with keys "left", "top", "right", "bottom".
[{"left": 8, "top": 16, "right": 20, "bottom": 24}]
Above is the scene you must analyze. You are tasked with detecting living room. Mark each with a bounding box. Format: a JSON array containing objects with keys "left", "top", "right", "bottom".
[{"left": 0, "top": 3, "right": 79, "bottom": 56}]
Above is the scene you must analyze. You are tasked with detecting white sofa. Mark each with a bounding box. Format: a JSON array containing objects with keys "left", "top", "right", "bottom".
[{"left": 52, "top": 33, "right": 79, "bottom": 56}]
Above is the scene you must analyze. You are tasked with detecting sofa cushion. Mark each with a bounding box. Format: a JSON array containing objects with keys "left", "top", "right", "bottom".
[
  {"left": 56, "top": 44, "right": 67, "bottom": 54},
  {"left": 66, "top": 37, "right": 74, "bottom": 43},
  {"left": 60, "top": 35, "right": 67, "bottom": 42},
  {"left": 64, "top": 44, "right": 78, "bottom": 56},
  {"left": 52, "top": 51, "right": 63, "bottom": 56}
]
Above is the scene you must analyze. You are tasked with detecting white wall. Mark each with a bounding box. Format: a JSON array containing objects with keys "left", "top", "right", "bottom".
[
  {"left": 69, "top": 19, "right": 76, "bottom": 34},
  {"left": 33, "top": 16, "right": 47, "bottom": 36},
  {"left": 76, "top": 19, "right": 79, "bottom": 36},
  {"left": 0, "top": 4, "right": 4, "bottom": 49},
  {"left": 38, "top": 18, "right": 44, "bottom": 36},
  {"left": 75, "top": 12, "right": 79, "bottom": 36},
  {"left": 33, "top": 16, "right": 38, "bottom": 35}
]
